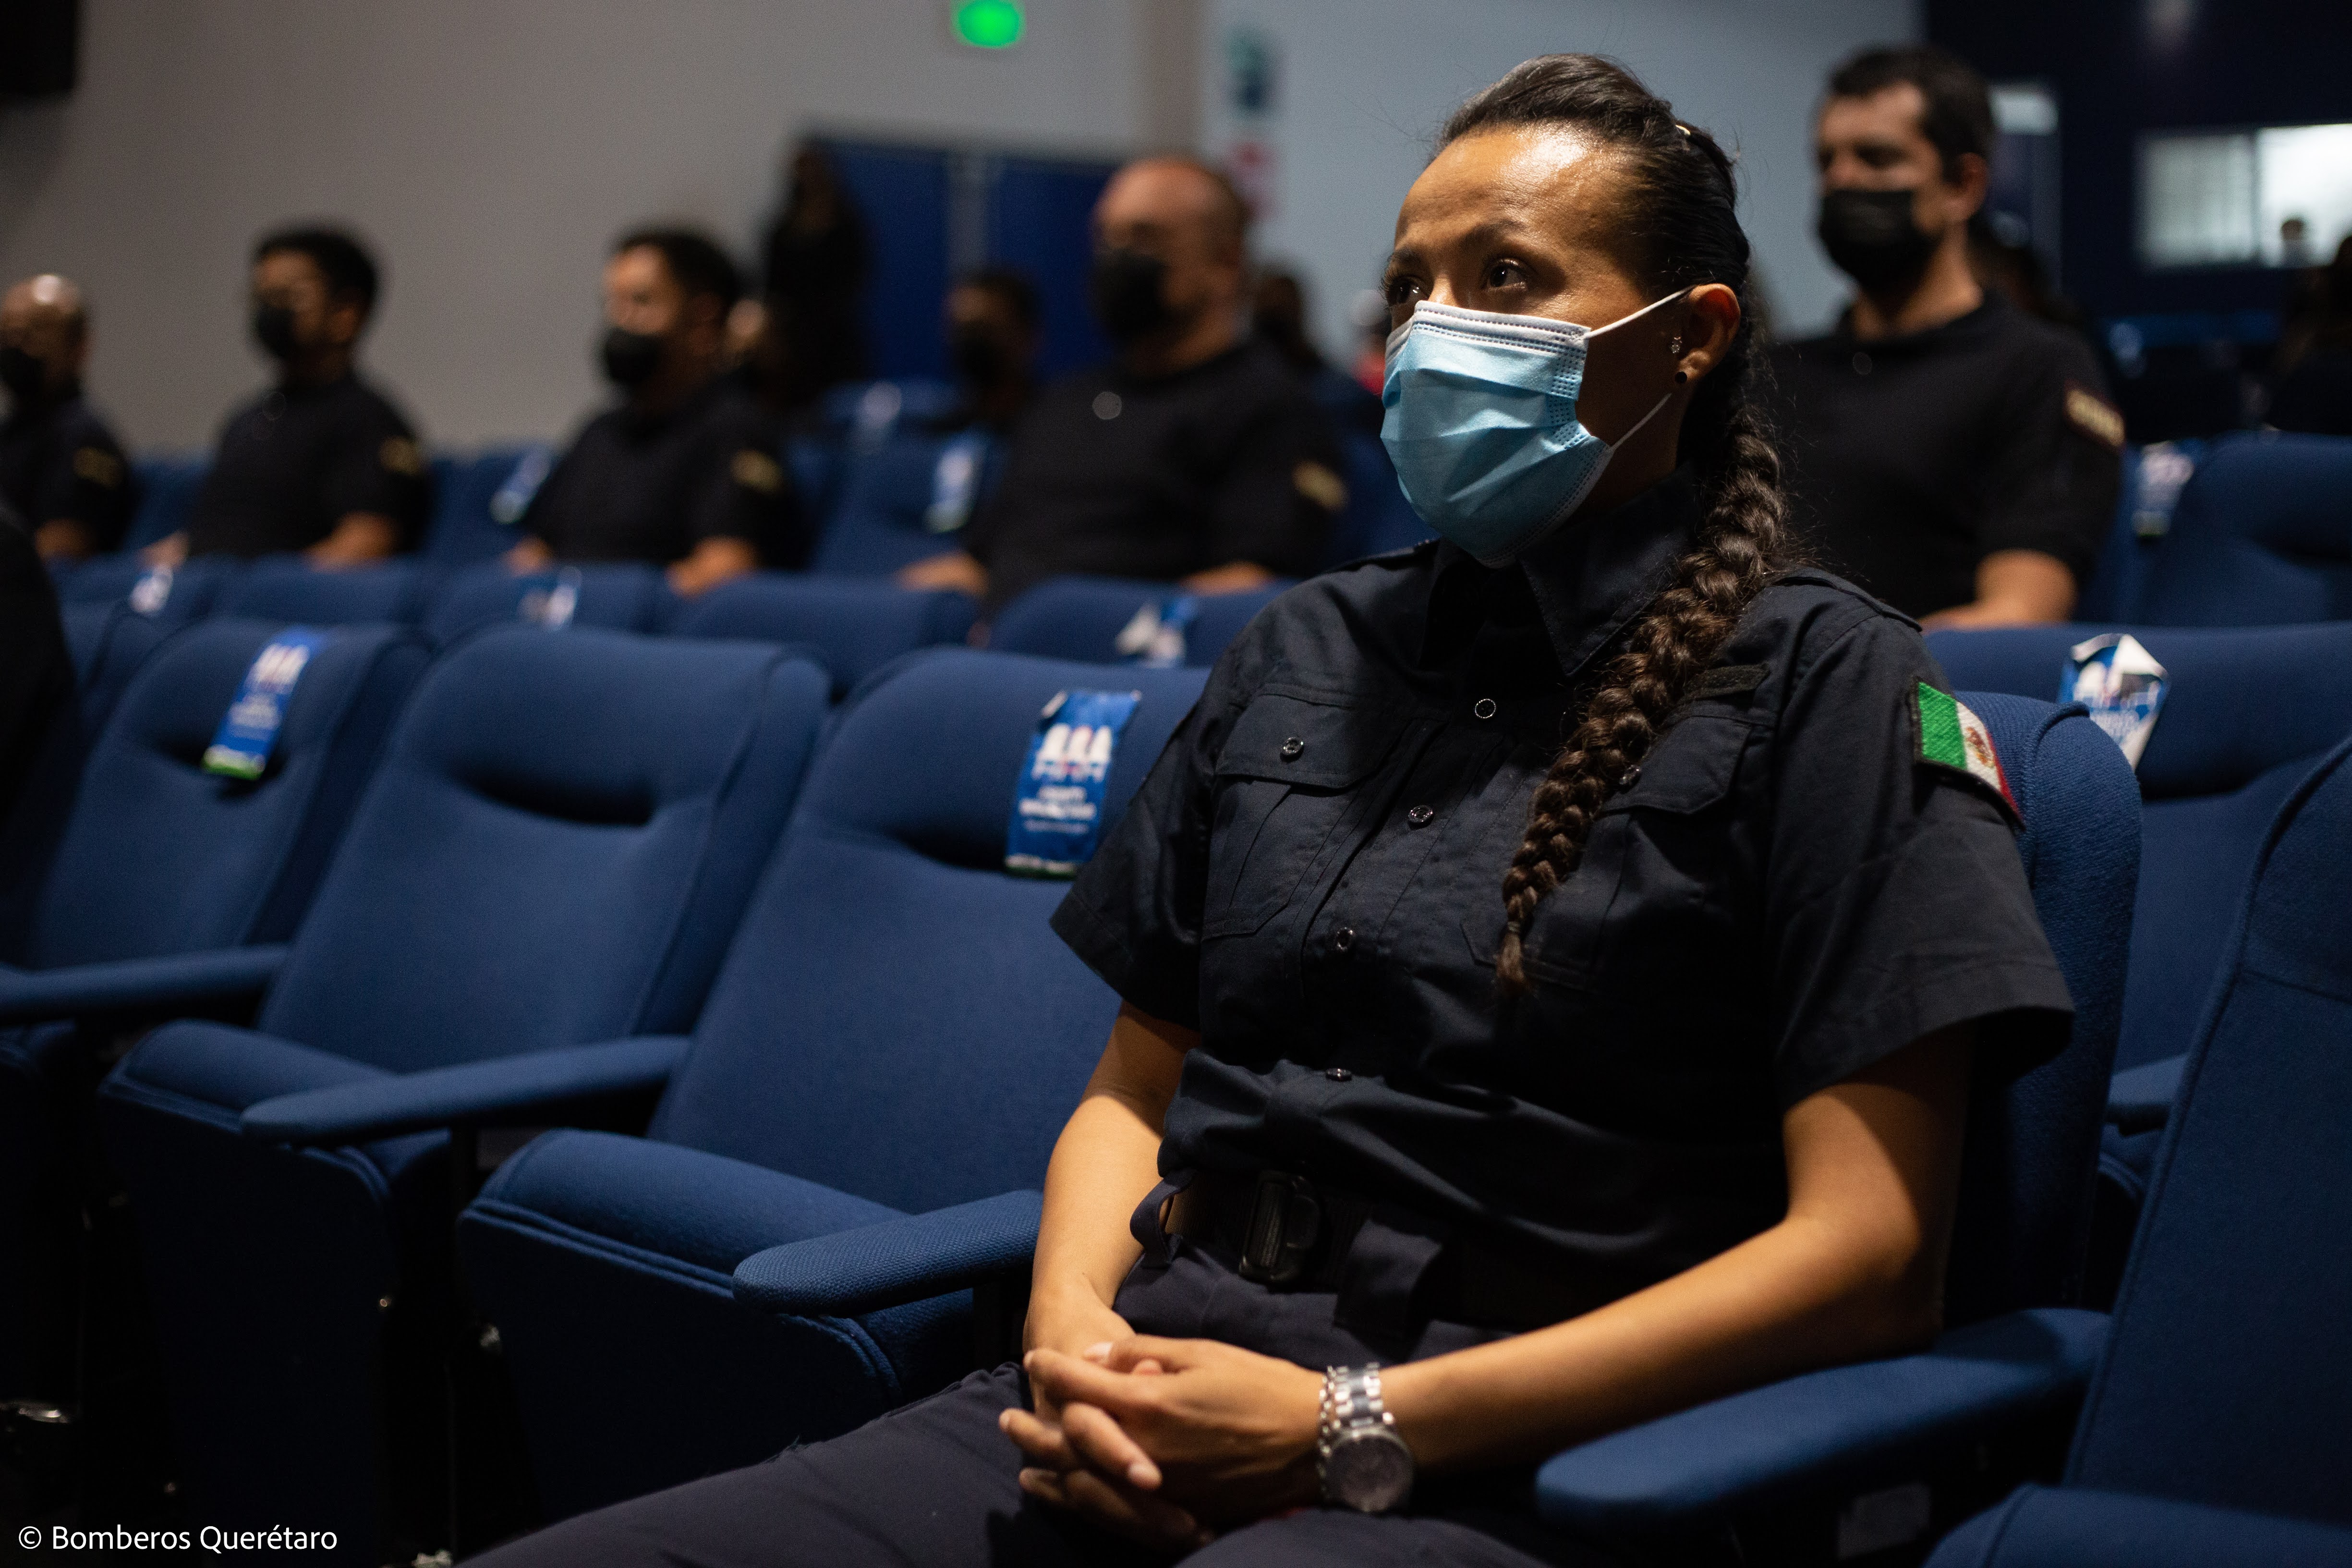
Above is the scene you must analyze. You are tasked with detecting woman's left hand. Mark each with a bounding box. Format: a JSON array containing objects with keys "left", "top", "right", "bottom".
[{"left": 1012, "top": 1337, "right": 1324, "bottom": 1527}]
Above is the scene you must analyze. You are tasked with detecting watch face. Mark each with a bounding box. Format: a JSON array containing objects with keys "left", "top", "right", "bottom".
[{"left": 1326, "top": 1428, "right": 1415, "bottom": 1513}]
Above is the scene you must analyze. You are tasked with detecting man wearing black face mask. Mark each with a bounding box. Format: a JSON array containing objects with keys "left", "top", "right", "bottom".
[
  {"left": 156, "top": 228, "right": 428, "bottom": 567},
  {"left": 899, "top": 157, "right": 1342, "bottom": 614},
  {"left": 1770, "top": 47, "right": 2120, "bottom": 628},
  {"left": 513, "top": 227, "right": 805, "bottom": 595},
  {"left": 0, "top": 273, "right": 136, "bottom": 564}
]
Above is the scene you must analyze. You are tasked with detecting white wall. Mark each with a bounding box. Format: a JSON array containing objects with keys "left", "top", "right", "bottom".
[
  {"left": 1204, "top": 0, "right": 1921, "bottom": 367},
  {"left": 0, "top": 0, "right": 1161, "bottom": 450}
]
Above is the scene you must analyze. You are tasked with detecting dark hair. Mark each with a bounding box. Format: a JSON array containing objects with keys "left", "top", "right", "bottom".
[
  {"left": 1439, "top": 54, "right": 1796, "bottom": 997},
  {"left": 254, "top": 227, "right": 381, "bottom": 316},
  {"left": 1826, "top": 45, "right": 1995, "bottom": 182},
  {"left": 613, "top": 227, "right": 744, "bottom": 316},
  {"left": 957, "top": 265, "right": 1042, "bottom": 332}
]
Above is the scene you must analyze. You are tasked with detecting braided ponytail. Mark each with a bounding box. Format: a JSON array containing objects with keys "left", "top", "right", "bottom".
[{"left": 1435, "top": 57, "right": 1797, "bottom": 996}]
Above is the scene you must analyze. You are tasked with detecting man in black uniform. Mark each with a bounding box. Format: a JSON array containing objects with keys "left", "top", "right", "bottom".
[
  {"left": 150, "top": 228, "right": 429, "bottom": 567},
  {"left": 513, "top": 228, "right": 803, "bottom": 596},
  {"left": 898, "top": 157, "right": 1344, "bottom": 616},
  {"left": 1771, "top": 47, "right": 2121, "bottom": 627},
  {"left": 0, "top": 273, "right": 135, "bottom": 563}
]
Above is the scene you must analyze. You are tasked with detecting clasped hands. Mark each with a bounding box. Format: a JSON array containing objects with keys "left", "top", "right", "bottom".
[{"left": 999, "top": 1330, "right": 1326, "bottom": 1551}]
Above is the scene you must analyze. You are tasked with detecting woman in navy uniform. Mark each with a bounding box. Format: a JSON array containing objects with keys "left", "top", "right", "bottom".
[{"left": 473, "top": 55, "right": 2066, "bottom": 1568}]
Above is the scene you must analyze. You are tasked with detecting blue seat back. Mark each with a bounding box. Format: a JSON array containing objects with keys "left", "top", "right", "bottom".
[
  {"left": 13, "top": 619, "right": 431, "bottom": 968},
  {"left": 257, "top": 629, "right": 829, "bottom": 1071},
  {"left": 989, "top": 575, "right": 1287, "bottom": 668},
  {"left": 55, "top": 554, "right": 240, "bottom": 625},
  {"left": 1322, "top": 432, "right": 1433, "bottom": 567},
  {"left": 1945, "top": 695, "right": 2138, "bottom": 1320},
  {"left": 212, "top": 558, "right": 437, "bottom": 626},
  {"left": 125, "top": 454, "right": 208, "bottom": 550},
  {"left": 668, "top": 575, "right": 974, "bottom": 696},
  {"left": 2065, "top": 732, "right": 2352, "bottom": 1527},
  {"left": 423, "top": 560, "right": 677, "bottom": 643},
  {"left": 810, "top": 425, "right": 1003, "bottom": 578},
  {"left": 1930, "top": 622, "right": 2352, "bottom": 1072},
  {"left": 60, "top": 602, "right": 168, "bottom": 738},
  {"left": 648, "top": 650, "right": 1208, "bottom": 1214},
  {"left": 2134, "top": 433, "right": 2352, "bottom": 625},
  {"left": 420, "top": 445, "right": 553, "bottom": 567}
]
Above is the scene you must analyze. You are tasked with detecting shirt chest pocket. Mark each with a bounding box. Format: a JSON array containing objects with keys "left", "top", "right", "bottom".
[
  {"left": 1203, "top": 693, "right": 1409, "bottom": 939},
  {"left": 1515, "top": 713, "right": 1750, "bottom": 988}
]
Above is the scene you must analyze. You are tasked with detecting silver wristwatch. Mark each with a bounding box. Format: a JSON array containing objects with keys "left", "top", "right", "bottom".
[{"left": 1318, "top": 1363, "right": 1415, "bottom": 1513}]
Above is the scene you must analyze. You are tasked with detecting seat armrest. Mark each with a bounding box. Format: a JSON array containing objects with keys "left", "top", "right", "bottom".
[
  {"left": 240, "top": 1034, "right": 690, "bottom": 1146},
  {"left": 734, "top": 1189, "right": 1043, "bottom": 1317},
  {"left": 0, "top": 945, "right": 291, "bottom": 1026},
  {"left": 2107, "top": 1055, "right": 2186, "bottom": 1134},
  {"left": 1535, "top": 1307, "right": 2109, "bottom": 1538}
]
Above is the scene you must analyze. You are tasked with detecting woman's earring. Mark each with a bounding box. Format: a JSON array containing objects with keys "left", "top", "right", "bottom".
[{"left": 1668, "top": 336, "right": 1683, "bottom": 355}]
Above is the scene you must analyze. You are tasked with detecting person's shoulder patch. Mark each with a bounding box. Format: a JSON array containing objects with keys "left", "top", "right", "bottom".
[
  {"left": 732, "top": 448, "right": 783, "bottom": 494},
  {"left": 72, "top": 446, "right": 123, "bottom": 488},
  {"left": 1915, "top": 681, "right": 2019, "bottom": 822},
  {"left": 1293, "top": 459, "right": 1347, "bottom": 512},
  {"left": 379, "top": 436, "right": 424, "bottom": 476},
  {"left": 2063, "top": 381, "right": 2125, "bottom": 450}
]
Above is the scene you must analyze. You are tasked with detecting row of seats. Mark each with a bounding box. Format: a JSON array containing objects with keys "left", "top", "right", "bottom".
[{"left": 6, "top": 593, "right": 2349, "bottom": 1560}]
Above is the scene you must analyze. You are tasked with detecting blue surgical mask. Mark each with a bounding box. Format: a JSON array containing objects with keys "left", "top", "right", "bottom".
[{"left": 1381, "top": 292, "right": 1687, "bottom": 565}]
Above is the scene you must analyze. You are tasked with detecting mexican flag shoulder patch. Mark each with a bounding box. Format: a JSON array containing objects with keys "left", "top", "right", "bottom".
[{"left": 1916, "top": 681, "right": 2019, "bottom": 823}]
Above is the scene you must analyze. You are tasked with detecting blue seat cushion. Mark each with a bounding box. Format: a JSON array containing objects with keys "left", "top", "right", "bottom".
[{"left": 1930, "top": 1485, "right": 2352, "bottom": 1568}]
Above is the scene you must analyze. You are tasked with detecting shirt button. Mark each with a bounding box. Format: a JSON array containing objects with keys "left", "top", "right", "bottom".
[
  {"left": 1851, "top": 351, "right": 1873, "bottom": 376},
  {"left": 1472, "top": 697, "right": 1498, "bottom": 720},
  {"left": 1406, "top": 803, "right": 1435, "bottom": 828},
  {"left": 1325, "top": 1067, "right": 1353, "bottom": 1082},
  {"left": 1333, "top": 925, "right": 1357, "bottom": 953},
  {"left": 1092, "top": 390, "right": 1123, "bottom": 420},
  {"left": 1281, "top": 736, "right": 1305, "bottom": 760}
]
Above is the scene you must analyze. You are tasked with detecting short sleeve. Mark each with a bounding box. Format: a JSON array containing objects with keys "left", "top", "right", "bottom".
[
  {"left": 1202, "top": 383, "right": 1343, "bottom": 578},
  {"left": 321, "top": 397, "right": 431, "bottom": 544},
  {"left": 1048, "top": 652, "right": 1253, "bottom": 1030},
  {"left": 1974, "top": 334, "right": 2124, "bottom": 587},
  {"left": 689, "top": 406, "right": 806, "bottom": 568},
  {"left": 1764, "top": 611, "right": 2073, "bottom": 1107}
]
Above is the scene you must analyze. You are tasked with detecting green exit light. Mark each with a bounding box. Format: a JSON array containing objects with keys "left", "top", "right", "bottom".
[{"left": 953, "top": 0, "right": 1024, "bottom": 48}]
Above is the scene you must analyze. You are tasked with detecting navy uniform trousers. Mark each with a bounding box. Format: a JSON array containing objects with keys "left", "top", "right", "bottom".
[{"left": 468, "top": 1195, "right": 1617, "bottom": 1568}]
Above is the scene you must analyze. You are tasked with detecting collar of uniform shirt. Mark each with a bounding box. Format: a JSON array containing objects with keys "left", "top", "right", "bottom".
[{"left": 1417, "top": 465, "right": 1698, "bottom": 682}]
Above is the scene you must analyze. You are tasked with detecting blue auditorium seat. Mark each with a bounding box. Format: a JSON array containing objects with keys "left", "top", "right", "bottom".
[
  {"left": 0, "top": 620, "right": 430, "bottom": 1405},
  {"left": 423, "top": 559, "right": 677, "bottom": 643},
  {"left": 94, "top": 629, "right": 830, "bottom": 1561},
  {"left": 809, "top": 423, "right": 1004, "bottom": 577},
  {"left": 668, "top": 573, "right": 974, "bottom": 695},
  {"left": 1924, "top": 733, "right": 2352, "bottom": 1567},
  {"left": 420, "top": 445, "right": 554, "bottom": 568},
  {"left": 58, "top": 601, "right": 167, "bottom": 738},
  {"left": 54, "top": 552, "right": 240, "bottom": 625},
  {"left": 988, "top": 575, "right": 1288, "bottom": 667},
  {"left": 123, "top": 453, "right": 208, "bottom": 550},
  {"left": 1532, "top": 695, "right": 2139, "bottom": 1553},
  {"left": 456, "top": 650, "right": 1206, "bottom": 1519},
  {"left": 213, "top": 556, "right": 439, "bottom": 626},
  {"left": 2131, "top": 433, "right": 2352, "bottom": 625},
  {"left": 1324, "top": 431, "right": 1433, "bottom": 565}
]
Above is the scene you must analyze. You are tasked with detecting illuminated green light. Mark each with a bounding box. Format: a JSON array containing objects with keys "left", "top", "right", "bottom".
[{"left": 953, "top": 0, "right": 1024, "bottom": 48}]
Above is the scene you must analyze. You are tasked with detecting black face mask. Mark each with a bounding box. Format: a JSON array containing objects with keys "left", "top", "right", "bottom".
[
  {"left": 599, "top": 326, "right": 666, "bottom": 389},
  {"left": 0, "top": 344, "right": 46, "bottom": 401},
  {"left": 1090, "top": 248, "right": 1176, "bottom": 345},
  {"left": 949, "top": 326, "right": 1018, "bottom": 388},
  {"left": 251, "top": 303, "right": 302, "bottom": 363},
  {"left": 1817, "top": 187, "right": 1941, "bottom": 292}
]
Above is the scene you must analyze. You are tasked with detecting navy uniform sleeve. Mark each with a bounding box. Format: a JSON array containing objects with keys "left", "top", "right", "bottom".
[
  {"left": 36, "top": 410, "right": 137, "bottom": 553},
  {"left": 1049, "top": 647, "right": 1256, "bottom": 1030},
  {"left": 1975, "top": 329, "right": 2124, "bottom": 589},
  {"left": 1765, "top": 608, "right": 2073, "bottom": 1107},
  {"left": 321, "top": 394, "right": 431, "bottom": 545},
  {"left": 1202, "top": 379, "right": 1343, "bottom": 578},
  {"left": 689, "top": 403, "right": 806, "bottom": 568}
]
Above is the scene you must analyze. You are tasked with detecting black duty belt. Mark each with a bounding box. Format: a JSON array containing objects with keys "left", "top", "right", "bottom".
[{"left": 1161, "top": 1168, "right": 1598, "bottom": 1333}]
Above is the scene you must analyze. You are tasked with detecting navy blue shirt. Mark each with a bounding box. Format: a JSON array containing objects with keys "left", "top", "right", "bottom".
[
  {"left": 186, "top": 374, "right": 430, "bottom": 559},
  {"left": 1053, "top": 471, "right": 2071, "bottom": 1317},
  {"left": 0, "top": 387, "right": 135, "bottom": 553}
]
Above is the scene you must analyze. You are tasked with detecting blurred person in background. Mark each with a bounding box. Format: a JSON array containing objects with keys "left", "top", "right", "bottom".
[
  {"left": 0, "top": 507, "right": 72, "bottom": 827},
  {"left": 899, "top": 156, "right": 1343, "bottom": 614},
  {"left": 147, "top": 228, "right": 427, "bottom": 568},
  {"left": 945, "top": 266, "right": 1042, "bottom": 435},
  {"left": 1968, "top": 217, "right": 2087, "bottom": 336},
  {"left": 1770, "top": 47, "right": 2120, "bottom": 628},
  {"left": 512, "top": 227, "right": 807, "bottom": 595},
  {"left": 760, "top": 141, "right": 870, "bottom": 407},
  {"left": 2271, "top": 236, "right": 2352, "bottom": 436},
  {"left": 0, "top": 273, "right": 135, "bottom": 564},
  {"left": 1253, "top": 266, "right": 1381, "bottom": 438}
]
